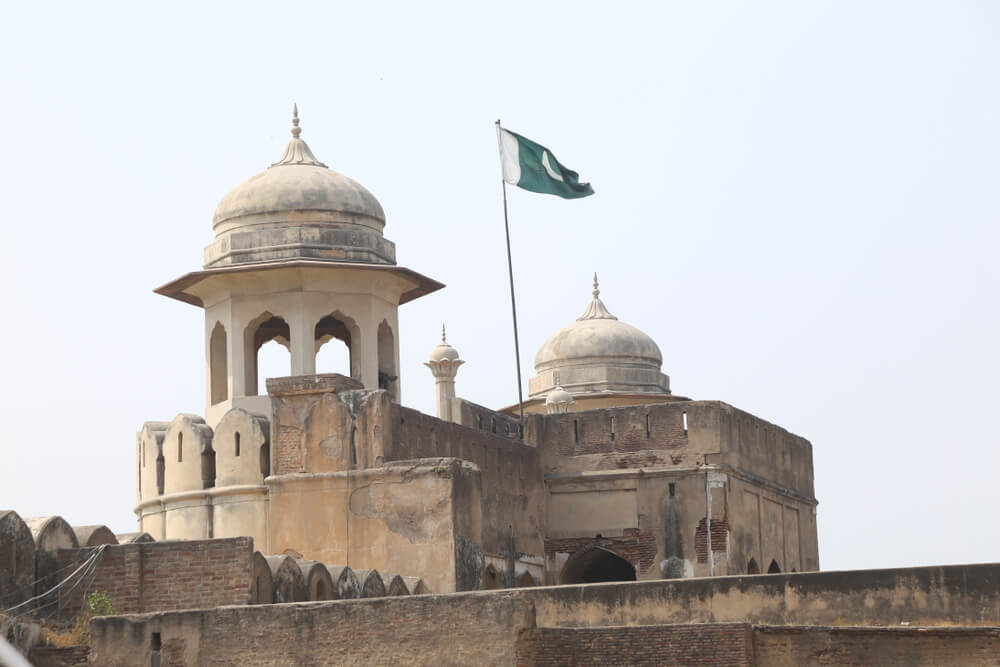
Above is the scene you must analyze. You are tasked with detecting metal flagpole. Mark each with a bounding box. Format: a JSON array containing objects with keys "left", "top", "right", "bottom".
[{"left": 496, "top": 119, "right": 526, "bottom": 435}]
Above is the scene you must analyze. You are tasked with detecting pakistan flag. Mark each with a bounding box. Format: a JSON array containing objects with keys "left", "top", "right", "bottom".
[{"left": 498, "top": 126, "right": 595, "bottom": 199}]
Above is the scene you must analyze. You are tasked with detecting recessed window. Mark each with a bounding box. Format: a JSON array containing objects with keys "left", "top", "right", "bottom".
[
  {"left": 177, "top": 433, "right": 183, "bottom": 463},
  {"left": 235, "top": 432, "right": 241, "bottom": 457},
  {"left": 669, "top": 482, "right": 676, "bottom": 497}
]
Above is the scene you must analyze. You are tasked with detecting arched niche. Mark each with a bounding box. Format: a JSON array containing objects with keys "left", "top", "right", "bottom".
[
  {"left": 768, "top": 559, "right": 781, "bottom": 574},
  {"left": 560, "top": 546, "right": 637, "bottom": 585},
  {"left": 209, "top": 322, "right": 228, "bottom": 405},
  {"left": 747, "top": 558, "right": 760, "bottom": 574},
  {"left": 482, "top": 565, "right": 501, "bottom": 590},
  {"left": 377, "top": 319, "right": 398, "bottom": 401},
  {"left": 315, "top": 311, "right": 360, "bottom": 379},
  {"left": 517, "top": 571, "right": 537, "bottom": 588},
  {"left": 244, "top": 312, "right": 290, "bottom": 396}
]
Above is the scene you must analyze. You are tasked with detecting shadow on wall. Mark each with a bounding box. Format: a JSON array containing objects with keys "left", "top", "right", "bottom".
[{"left": 561, "top": 547, "right": 637, "bottom": 585}]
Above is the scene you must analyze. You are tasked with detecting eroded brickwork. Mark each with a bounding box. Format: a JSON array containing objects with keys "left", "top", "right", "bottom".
[
  {"left": 544, "top": 530, "right": 657, "bottom": 574},
  {"left": 56, "top": 537, "right": 251, "bottom": 616},
  {"left": 695, "top": 517, "right": 730, "bottom": 564},
  {"left": 525, "top": 623, "right": 752, "bottom": 667}
]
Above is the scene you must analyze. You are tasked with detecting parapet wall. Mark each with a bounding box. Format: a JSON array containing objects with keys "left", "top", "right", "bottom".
[
  {"left": 87, "top": 562, "right": 1000, "bottom": 666},
  {"left": 529, "top": 400, "right": 814, "bottom": 499},
  {"left": 56, "top": 537, "right": 252, "bottom": 616},
  {"left": 528, "top": 624, "right": 753, "bottom": 667},
  {"left": 390, "top": 405, "right": 545, "bottom": 580}
]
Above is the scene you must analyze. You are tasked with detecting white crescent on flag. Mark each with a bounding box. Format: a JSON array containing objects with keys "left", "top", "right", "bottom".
[{"left": 541, "top": 151, "right": 565, "bottom": 182}]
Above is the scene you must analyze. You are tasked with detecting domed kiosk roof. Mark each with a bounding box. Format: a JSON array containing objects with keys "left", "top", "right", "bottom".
[
  {"left": 204, "top": 106, "right": 395, "bottom": 268},
  {"left": 212, "top": 109, "right": 385, "bottom": 228},
  {"left": 534, "top": 275, "right": 663, "bottom": 370},
  {"left": 528, "top": 275, "right": 670, "bottom": 399}
]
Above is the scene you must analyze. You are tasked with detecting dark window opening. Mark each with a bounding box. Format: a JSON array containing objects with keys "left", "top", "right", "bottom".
[
  {"left": 747, "top": 558, "right": 760, "bottom": 574},
  {"left": 668, "top": 482, "right": 676, "bottom": 497},
  {"left": 768, "top": 560, "right": 781, "bottom": 574},
  {"left": 235, "top": 432, "right": 241, "bottom": 457},
  {"left": 483, "top": 565, "right": 500, "bottom": 590},
  {"left": 260, "top": 443, "right": 270, "bottom": 479},
  {"left": 560, "top": 547, "right": 636, "bottom": 585},
  {"left": 177, "top": 433, "right": 183, "bottom": 463}
]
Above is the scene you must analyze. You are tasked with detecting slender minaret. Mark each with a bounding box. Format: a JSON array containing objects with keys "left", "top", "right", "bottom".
[{"left": 425, "top": 325, "right": 464, "bottom": 423}]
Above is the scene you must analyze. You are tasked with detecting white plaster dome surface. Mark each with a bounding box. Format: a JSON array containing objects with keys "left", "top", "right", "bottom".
[
  {"left": 529, "top": 276, "right": 670, "bottom": 398},
  {"left": 429, "top": 326, "right": 460, "bottom": 362},
  {"left": 203, "top": 106, "right": 396, "bottom": 268},
  {"left": 212, "top": 162, "right": 385, "bottom": 229}
]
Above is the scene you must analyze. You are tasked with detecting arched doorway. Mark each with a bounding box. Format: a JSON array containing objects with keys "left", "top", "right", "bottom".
[
  {"left": 560, "top": 547, "right": 636, "bottom": 584},
  {"left": 768, "top": 560, "right": 781, "bottom": 574},
  {"left": 747, "top": 558, "right": 760, "bottom": 574}
]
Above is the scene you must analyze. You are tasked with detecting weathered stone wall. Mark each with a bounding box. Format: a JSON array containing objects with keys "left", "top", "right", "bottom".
[
  {"left": 29, "top": 645, "right": 91, "bottom": 666},
  {"left": 0, "top": 510, "right": 36, "bottom": 611},
  {"left": 717, "top": 404, "right": 814, "bottom": 498},
  {"left": 529, "top": 401, "right": 708, "bottom": 474},
  {"left": 752, "top": 625, "right": 1000, "bottom": 666},
  {"left": 86, "top": 563, "right": 1000, "bottom": 666},
  {"left": 56, "top": 537, "right": 252, "bottom": 616},
  {"left": 89, "top": 592, "right": 537, "bottom": 666},
  {"left": 266, "top": 460, "right": 462, "bottom": 593},
  {"left": 455, "top": 399, "right": 523, "bottom": 440},
  {"left": 530, "top": 401, "right": 813, "bottom": 501},
  {"left": 527, "top": 623, "right": 753, "bottom": 666},
  {"left": 392, "top": 405, "right": 545, "bottom": 586},
  {"left": 524, "top": 563, "right": 1000, "bottom": 628}
]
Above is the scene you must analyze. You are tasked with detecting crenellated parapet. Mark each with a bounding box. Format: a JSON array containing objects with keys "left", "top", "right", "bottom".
[
  {"left": 135, "top": 409, "right": 271, "bottom": 546},
  {"left": 162, "top": 414, "right": 215, "bottom": 495}
]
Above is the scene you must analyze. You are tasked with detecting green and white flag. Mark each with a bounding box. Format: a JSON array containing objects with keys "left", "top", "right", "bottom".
[{"left": 497, "top": 126, "right": 594, "bottom": 199}]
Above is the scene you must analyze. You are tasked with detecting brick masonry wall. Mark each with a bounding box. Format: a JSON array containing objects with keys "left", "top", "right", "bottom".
[
  {"left": 525, "top": 623, "right": 753, "bottom": 667},
  {"left": 29, "top": 645, "right": 91, "bottom": 666},
  {"left": 753, "top": 625, "right": 1000, "bottom": 666},
  {"left": 543, "top": 530, "right": 658, "bottom": 576},
  {"left": 90, "top": 591, "right": 537, "bottom": 666},
  {"left": 57, "top": 537, "right": 252, "bottom": 617},
  {"left": 694, "top": 517, "right": 730, "bottom": 564}
]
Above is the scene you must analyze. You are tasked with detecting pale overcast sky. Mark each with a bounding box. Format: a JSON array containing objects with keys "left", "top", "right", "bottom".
[{"left": 1, "top": 1, "right": 997, "bottom": 571}]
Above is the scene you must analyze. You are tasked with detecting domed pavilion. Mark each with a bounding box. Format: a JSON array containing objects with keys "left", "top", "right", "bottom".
[{"left": 155, "top": 106, "right": 442, "bottom": 424}]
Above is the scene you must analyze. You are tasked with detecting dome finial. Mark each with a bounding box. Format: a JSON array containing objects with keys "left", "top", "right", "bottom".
[
  {"left": 442, "top": 323, "right": 447, "bottom": 343},
  {"left": 291, "top": 104, "right": 301, "bottom": 138},
  {"left": 577, "top": 272, "right": 617, "bottom": 321},
  {"left": 271, "top": 105, "right": 327, "bottom": 168}
]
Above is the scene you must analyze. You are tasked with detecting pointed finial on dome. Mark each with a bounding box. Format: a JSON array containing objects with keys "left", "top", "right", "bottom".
[
  {"left": 271, "top": 104, "right": 328, "bottom": 168},
  {"left": 577, "top": 272, "right": 618, "bottom": 321},
  {"left": 442, "top": 323, "right": 447, "bottom": 343}
]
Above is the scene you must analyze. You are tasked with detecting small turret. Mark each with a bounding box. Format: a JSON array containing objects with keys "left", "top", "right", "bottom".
[{"left": 425, "top": 325, "right": 464, "bottom": 423}]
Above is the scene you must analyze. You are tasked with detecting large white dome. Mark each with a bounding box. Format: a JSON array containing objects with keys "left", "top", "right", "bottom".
[
  {"left": 203, "top": 107, "right": 395, "bottom": 268},
  {"left": 529, "top": 276, "right": 670, "bottom": 399}
]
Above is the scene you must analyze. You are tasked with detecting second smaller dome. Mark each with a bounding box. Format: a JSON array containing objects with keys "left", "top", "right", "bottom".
[{"left": 529, "top": 275, "right": 670, "bottom": 399}]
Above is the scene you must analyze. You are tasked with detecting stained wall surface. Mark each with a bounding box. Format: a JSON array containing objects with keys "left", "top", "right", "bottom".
[{"left": 87, "top": 562, "right": 1000, "bottom": 666}]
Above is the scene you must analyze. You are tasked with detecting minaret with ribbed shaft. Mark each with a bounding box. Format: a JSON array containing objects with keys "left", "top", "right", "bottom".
[{"left": 424, "top": 325, "right": 464, "bottom": 423}]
